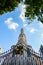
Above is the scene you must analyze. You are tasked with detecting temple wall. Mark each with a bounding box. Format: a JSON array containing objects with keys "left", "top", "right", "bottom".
[
  {"left": 0, "top": 53, "right": 43, "bottom": 65},
  {"left": 0, "top": 48, "right": 43, "bottom": 65}
]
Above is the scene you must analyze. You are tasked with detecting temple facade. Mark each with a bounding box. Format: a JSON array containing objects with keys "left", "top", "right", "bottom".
[{"left": 0, "top": 28, "right": 43, "bottom": 65}]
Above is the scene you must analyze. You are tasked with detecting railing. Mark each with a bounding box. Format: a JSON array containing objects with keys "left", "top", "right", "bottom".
[
  {"left": 0, "top": 46, "right": 42, "bottom": 58},
  {"left": 0, "top": 49, "right": 13, "bottom": 58}
]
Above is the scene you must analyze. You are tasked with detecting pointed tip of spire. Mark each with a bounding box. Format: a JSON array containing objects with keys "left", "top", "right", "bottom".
[
  {"left": 21, "top": 28, "right": 24, "bottom": 34},
  {"left": 21, "top": 28, "right": 23, "bottom": 31}
]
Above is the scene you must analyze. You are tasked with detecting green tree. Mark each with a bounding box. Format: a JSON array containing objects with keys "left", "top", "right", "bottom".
[
  {"left": 24, "top": 0, "right": 43, "bottom": 23},
  {"left": 0, "top": 0, "right": 43, "bottom": 23},
  {"left": 0, "top": 0, "right": 22, "bottom": 14}
]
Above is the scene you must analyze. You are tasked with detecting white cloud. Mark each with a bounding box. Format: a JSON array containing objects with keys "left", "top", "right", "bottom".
[
  {"left": 23, "top": 23, "right": 27, "bottom": 27},
  {"left": 5, "top": 18, "right": 19, "bottom": 30},
  {"left": 41, "top": 33, "right": 43, "bottom": 37},
  {"left": 19, "top": 4, "right": 26, "bottom": 22},
  {"left": 20, "top": 12, "right": 25, "bottom": 22},
  {"left": 5, "top": 18, "right": 12, "bottom": 24},
  {"left": 8, "top": 23, "right": 19, "bottom": 30},
  {"left": 29, "top": 28, "right": 36, "bottom": 33}
]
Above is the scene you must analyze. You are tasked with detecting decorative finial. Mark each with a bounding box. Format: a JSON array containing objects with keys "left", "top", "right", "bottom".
[{"left": 21, "top": 28, "right": 24, "bottom": 35}]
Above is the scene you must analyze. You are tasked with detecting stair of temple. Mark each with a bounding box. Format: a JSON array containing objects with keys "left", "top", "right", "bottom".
[{"left": 0, "top": 28, "right": 43, "bottom": 65}]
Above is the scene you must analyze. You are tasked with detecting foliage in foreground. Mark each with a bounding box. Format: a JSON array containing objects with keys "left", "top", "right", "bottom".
[
  {"left": 0, "top": 0, "right": 43, "bottom": 23},
  {"left": 0, "top": 0, "right": 22, "bottom": 14},
  {"left": 25, "top": 0, "right": 43, "bottom": 23}
]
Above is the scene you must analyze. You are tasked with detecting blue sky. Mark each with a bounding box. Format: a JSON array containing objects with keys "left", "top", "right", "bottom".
[{"left": 0, "top": 3, "right": 43, "bottom": 53}]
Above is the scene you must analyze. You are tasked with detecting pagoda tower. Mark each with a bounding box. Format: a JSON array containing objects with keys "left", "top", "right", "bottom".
[
  {"left": 17, "top": 28, "right": 28, "bottom": 46},
  {"left": 12, "top": 28, "right": 28, "bottom": 55}
]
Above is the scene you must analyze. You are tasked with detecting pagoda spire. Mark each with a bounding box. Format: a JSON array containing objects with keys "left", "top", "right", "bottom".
[
  {"left": 17, "top": 28, "right": 27, "bottom": 45},
  {"left": 21, "top": 28, "right": 24, "bottom": 34}
]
